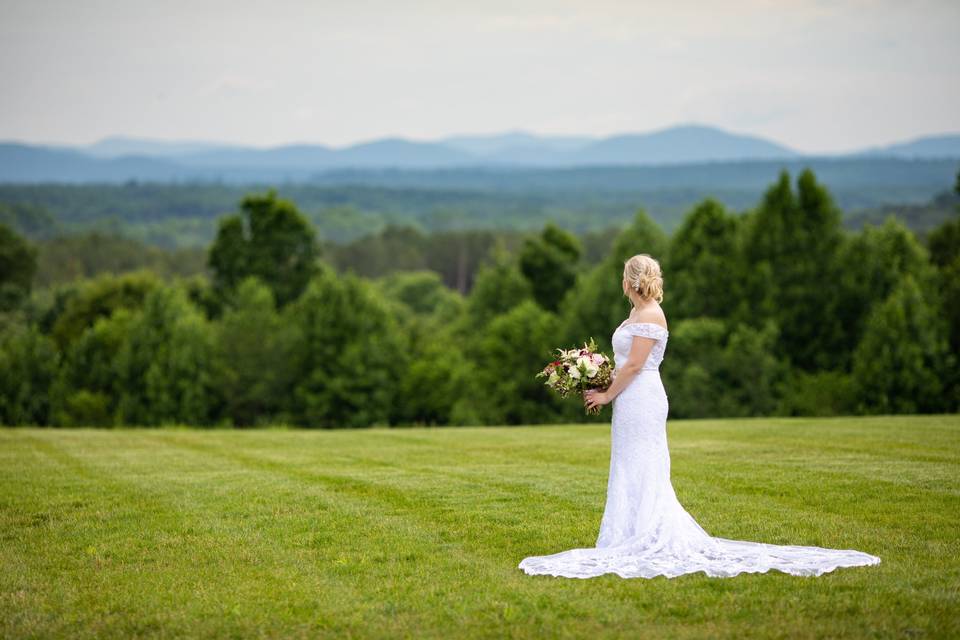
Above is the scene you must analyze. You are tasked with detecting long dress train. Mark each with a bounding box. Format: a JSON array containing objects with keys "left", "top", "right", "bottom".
[{"left": 518, "top": 321, "right": 881, "bottom": 579}]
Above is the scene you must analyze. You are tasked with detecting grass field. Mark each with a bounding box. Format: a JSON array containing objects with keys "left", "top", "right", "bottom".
[{"left": 1, "top": 415, "right": 958, "bottom": 639}]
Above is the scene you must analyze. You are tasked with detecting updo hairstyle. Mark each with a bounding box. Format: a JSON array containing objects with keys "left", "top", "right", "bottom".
[{"left": 623, "top": 254, "right": 664, "bottom": 303}]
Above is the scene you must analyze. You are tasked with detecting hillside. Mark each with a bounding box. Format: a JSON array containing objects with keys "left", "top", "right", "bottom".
[
  {"left": 3, "top": 125, "right": 959, "bottom": 183},
  {"left": 1, "top": 157, "right": 956, "bottom": 248}
]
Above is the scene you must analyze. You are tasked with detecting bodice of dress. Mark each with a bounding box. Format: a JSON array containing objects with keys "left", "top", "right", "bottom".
[{"left": 611, "top": 321, "right": 669, "bottom": 371}]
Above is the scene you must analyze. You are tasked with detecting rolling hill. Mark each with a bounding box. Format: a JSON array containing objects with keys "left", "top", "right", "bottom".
[{"left": 3, "top": 124, "right": 957, "bottom": 183}]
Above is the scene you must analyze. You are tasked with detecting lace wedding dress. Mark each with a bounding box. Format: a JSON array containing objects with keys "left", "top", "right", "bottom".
[{"left": 518, "top": 321, "right": 881, "bottom": 579}]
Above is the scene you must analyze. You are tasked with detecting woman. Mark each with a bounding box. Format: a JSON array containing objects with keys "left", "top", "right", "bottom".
[{"left": 518, "top": 254, "right": 880, "bottom": 578}]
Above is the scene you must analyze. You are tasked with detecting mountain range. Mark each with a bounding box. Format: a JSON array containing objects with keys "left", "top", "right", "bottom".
[{"left": 1, "top": 124, "right": 959, "bottom": 183}]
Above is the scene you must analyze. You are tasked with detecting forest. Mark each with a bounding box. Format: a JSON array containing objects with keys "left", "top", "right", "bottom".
[
  {"left": 1, "top": 155, "right": 956, "bottom": 249},
  {"left": 1, "top": 167, "right": 958, "bottom": 427}
]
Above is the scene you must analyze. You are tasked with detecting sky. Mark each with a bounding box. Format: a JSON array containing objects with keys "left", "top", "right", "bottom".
[{"left": 1, "top": 0, "right": 958, "bottom": 153}]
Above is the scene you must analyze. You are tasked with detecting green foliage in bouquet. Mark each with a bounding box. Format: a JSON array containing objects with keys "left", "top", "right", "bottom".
[{"left": 536, "top": 337, "right": 614, "bottom": 415}]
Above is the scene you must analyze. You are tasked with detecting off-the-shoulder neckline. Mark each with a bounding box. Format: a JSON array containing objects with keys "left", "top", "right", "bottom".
[{"left": 615, "top": 320, "right": 669, "bottom": 333}]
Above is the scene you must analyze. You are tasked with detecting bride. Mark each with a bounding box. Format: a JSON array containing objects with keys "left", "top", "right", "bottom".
[{"left": 518, "top": 254, "right": 881, "bottom": 579}]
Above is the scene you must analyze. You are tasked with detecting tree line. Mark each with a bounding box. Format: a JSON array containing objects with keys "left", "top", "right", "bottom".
[
  {"left": 1, "top": 167, "right": 958, "bottom": 427},
  {"left": 1, "top": 156, "right": 956, "bottom": 250}
]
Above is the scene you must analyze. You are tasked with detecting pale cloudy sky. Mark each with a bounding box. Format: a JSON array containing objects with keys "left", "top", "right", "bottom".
[{"left": 1, "top": 0, "right": 958, "bottom": 153}]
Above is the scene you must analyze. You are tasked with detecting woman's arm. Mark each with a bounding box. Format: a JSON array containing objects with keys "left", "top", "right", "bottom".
[{"left": 584, "top": 336, "right": 655, "bottom": 410}]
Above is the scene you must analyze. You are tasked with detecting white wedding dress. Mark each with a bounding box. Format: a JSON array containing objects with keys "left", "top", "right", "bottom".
[{"left": 518, "top": 320, "right": 881, "bottom": 579}]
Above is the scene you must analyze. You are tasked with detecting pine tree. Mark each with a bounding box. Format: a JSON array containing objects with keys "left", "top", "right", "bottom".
[
  {"left": 852, "top": 274, "right": 951, "bottom": 414},
  {"left": 518, "top": 222, "right": 582, "bottom": 312},
  {"left": 560, "top": 209, "right": 668, "bottom": 353},
  {"left": 0, "top": 223, "right": 37, "bottom": 312},
  {"left": 740, "top": 169, "right": 845, "bottom": 371},
  {"left": 665, "top": 198, "right": 741, "bottom": 321}
]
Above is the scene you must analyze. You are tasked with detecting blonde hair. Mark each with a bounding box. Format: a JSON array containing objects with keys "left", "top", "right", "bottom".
[{"left": 623, "top": 254, "right": 664, "bottom": 303}]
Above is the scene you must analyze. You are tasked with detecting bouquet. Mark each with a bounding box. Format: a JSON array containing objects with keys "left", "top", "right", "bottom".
[{"left": 536, "top": 337, "right": 614, "bottom": 415}]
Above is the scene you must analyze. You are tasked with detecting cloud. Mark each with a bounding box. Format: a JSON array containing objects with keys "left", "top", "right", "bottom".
[{"left": 0, "top": 0, "right": 957, "bottom": 150}]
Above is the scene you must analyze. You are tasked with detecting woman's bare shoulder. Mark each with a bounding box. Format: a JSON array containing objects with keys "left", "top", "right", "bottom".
[{"left": 634, "top": 304, "right": 668, "bottom": 329}]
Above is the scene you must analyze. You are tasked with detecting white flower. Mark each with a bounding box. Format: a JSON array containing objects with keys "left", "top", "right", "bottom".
[{"left": 577, "top": 355, "right": 599, "bottom": 379}]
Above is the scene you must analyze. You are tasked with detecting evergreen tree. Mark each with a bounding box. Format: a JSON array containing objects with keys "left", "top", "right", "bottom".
[
  {"left": 852, "top": 274, "right": 952, "bottom": 414},
  {"left": 664, "top": 198, "right": 741, "bottom": 321},
  {"left": 926, "top": 189, "right": 960, "bottom": 353},
  {"left": 661, "top": 317, "right": 785, "bottom": 418},
  {"left": 0, "top": 223, "right": 37, "bottom": 311},
  {"left": 560, "top": 209, "right": 668, "bottom": 353},
  {"left": 518, "top": 222, "right": 582, "bottom": 312},
  {"left": 834, "top": 216, "right": 936, "bottom": 370},
  {"left": 925, "top": 188, "right": 960, "bottom": 410},
  {"left": 740, "top": 169, "right": 845, "bottom": 371}
]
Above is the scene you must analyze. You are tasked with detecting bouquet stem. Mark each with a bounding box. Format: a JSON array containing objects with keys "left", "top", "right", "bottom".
[{"left": 582, "top": 389, "right": 603, "bottom": 416}]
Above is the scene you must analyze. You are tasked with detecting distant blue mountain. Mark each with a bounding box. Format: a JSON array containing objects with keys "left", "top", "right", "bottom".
[
  {"left": 177, "top": 144, "right": 336, "bottom": 169},
  {"left": 566, "top": 124, "right": 798, "bottom": 166},
  {"left": 101, "top": 137, "right": 475, "bottom": 170},
  {"left": 856, "top": 133, "right": 960, "bottom": 159},
  {"left": 333, "top": 138, "right": 477, "bottom": 167},
  {"left": 1, "top": 125, "right": 958, "bottom": 183},
  {"left": 85, "top": 136, "right": 243, "bottom": 158},
  {"left": 0, "top": 143, "right": 184, "bottom": 182},
  {"left": 442, "top": 131, "right": 592, "bottom": 157},
  {"left": 440, "top": 125, "right": 798, "bottom": 165}
]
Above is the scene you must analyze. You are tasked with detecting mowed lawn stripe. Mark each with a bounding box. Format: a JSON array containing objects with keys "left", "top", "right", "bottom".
[
  {"left": 153, "top": 425, "right": 958, "bottom": 634},
  {"left": 3, "top": 431, "right": 394, "bottom": 638},
  {"left": 142, "top": 431, "right": 820, "bottom": 637},
  {"left": 202, "top": 421, "right": 949, "bottom": 555},
  {"left": 147, "top": 431, "right": 662, "bottom": 636},
  {"left": 237, "top": 432, "right": 896, "bottom": 555},
  {"left": 155, "top": 427, "right": 611, "bottom": 524},
  {"left": 151, "top": 431, "right": 606, "bottom": 576},
  {"left": 70, "top": 428, "right": 594, "bottom": 635},
  {"left": 2, "top": 418, "right": 959, "bottom": 639},
  {"left": 11, "top": 429, "right": 573, "bottom": 637}
]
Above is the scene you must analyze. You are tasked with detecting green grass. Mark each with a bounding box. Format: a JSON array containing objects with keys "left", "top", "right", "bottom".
[{"left": 1, "top": 415, "right": 958, "bottom": 639}]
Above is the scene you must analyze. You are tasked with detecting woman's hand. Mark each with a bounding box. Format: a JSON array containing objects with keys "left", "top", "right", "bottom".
[{"left": 584, "top": 388, "right": 610, "bottom": 411}]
